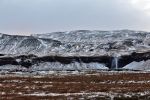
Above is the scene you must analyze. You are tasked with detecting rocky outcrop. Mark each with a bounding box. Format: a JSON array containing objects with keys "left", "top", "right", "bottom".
[
  {"left": 0, "top": 30, "right": 150, "bottom": 71},
  {"left": 0, "top": 55, "right": 111, "bottom": 68},
  {"left": 118, "top": 52, "right": 150, "bottom": 68},
  {"left": 0, "top": 51, "right": 150, "bottom": 70}
]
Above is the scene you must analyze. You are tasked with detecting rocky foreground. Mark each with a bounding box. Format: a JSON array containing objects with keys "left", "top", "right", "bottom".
[{"left": 1, "top": 71, "right": 150, "bottom": 100}]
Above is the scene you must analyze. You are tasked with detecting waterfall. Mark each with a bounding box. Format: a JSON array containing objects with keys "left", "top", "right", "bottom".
[
  {"left": 114, "top": 57, "right": 118, "bottom": 69},
  {"left": 111, "top": 54, "right": 120, "bottom": 69}
]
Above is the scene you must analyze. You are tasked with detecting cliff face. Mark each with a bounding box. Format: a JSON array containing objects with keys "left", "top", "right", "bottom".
[{"left": 0, "top": 30, "right": 150, "bottom": 72}]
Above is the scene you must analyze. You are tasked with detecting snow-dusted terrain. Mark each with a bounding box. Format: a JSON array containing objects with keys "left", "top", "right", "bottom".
[
  {"left": 0, "top": 29, "right": 150, "bottom": 71},
  {"left": 0, "top": 29, "right": 150, "bottom": 56}
]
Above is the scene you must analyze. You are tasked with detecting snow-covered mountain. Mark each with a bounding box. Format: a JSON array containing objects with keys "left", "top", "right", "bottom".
[
  {"left": 0, "top": 30, "right": 150, "bottom": 56},
  {"left": 0, "top": 30, "right": 150, "bottom": 72}
]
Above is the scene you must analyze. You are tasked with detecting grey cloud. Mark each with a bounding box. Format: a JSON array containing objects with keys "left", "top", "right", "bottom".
[{"left": 0, "top": 0, "right": 150, "bottom": 35}]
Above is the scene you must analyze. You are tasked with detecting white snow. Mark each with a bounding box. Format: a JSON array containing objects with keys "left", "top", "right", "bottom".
[
  {"left": 123, "top": 60, "right": 150, "bottom": 70},
  {"left": 0, "top": 30, "right": 149, "bottom": 56},
  {"left": 0, "top": 30, "right": 150, "bottom": 72},
  {"left": 31, "top": 62, "right": 108, "bottom": 71}
]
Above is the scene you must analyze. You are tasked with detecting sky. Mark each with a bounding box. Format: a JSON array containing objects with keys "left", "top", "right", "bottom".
[{"left": 0, "top": 0, "right": 150, "bottom": 35}]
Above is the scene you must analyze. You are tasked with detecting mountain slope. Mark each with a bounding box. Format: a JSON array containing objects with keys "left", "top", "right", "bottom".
[
  {"left": 0, "top": 30, "right": 150, "bottom": 56},
  {"left": 0, "top": 30, "right": 150, "bottom": 71}
]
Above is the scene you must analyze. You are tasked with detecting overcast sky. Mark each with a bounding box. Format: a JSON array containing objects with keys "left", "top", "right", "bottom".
[{"left": 0, "top": 0, "right": 150, "bottom": 35}]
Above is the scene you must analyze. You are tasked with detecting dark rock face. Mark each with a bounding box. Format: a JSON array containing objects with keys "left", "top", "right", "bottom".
[
  {"left": 32, "top": 56, "right": 112, "bottom": 66},
  {"left": 0, "top": 52, "right": 150, "bottom": 69},
  {"left": 0, "top": 57, "right": 18, "bottom": 66},
  {"left": 0, "top": 55, "right": 111, "bottom": 68},
  {"left": 118, "top": 52, "right": 150, "bottom": 68}
]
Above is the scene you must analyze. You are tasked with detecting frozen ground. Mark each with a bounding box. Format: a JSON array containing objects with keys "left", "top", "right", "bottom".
[{"left": 1, "top": 71, "right": 150, "bottom": 100}]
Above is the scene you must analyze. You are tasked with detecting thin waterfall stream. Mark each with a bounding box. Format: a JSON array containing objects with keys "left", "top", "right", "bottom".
[
  {"left": 111, "top": 54, "right": 121, "bottom": 69},
  {"left": 114, "top": 57, "right": 119, "bottom": 69}
]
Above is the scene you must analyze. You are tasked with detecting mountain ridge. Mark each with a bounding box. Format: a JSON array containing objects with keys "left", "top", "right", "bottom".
[
  {"left": 0, "top": 30, "right": 150, "bottom": 71},
  {"left": 0, "top": 29, "right": 149, "bottom": 56}
]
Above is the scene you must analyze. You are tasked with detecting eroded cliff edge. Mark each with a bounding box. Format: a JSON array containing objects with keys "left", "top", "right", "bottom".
[{"left": 0, "top": 30, "right": 150, "bottom": 71}]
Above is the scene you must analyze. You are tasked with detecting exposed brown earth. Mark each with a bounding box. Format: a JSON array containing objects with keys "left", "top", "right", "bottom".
[{"left": 0, "top": 72, "right": 150, "bottom": 100}]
